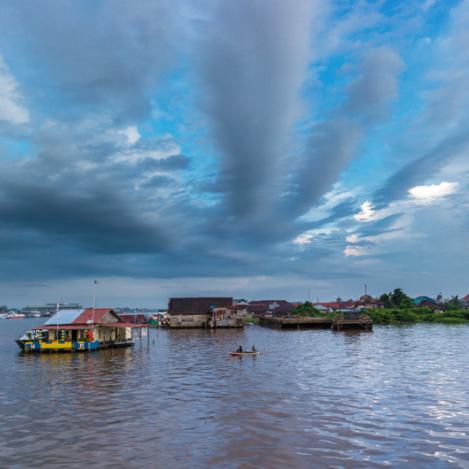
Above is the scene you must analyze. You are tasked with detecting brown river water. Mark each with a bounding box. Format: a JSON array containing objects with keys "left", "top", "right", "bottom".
[{"left": 1, "top": 319, "right": 469, "bottom": 468}]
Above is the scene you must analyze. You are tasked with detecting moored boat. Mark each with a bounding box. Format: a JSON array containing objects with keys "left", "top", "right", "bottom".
[
  {"left": 16, "top": 308, "right": 145, "bottom": 353},
  {"left": 6, "top": 312, "right": 26, "bottom": 320}
]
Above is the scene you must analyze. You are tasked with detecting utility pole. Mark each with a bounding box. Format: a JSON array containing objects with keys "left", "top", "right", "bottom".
[
  {"left": 56, "top": 301, "right": 60, "bottom": 339},
  {"left": 92, "top": 280, "right": 98, "bottom": 325}
]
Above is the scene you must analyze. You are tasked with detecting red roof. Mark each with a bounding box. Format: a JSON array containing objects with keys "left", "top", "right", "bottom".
[
  {"left": 463, "top": 294, "right": 469, "bottom": 302},
  {"left": 119, "top": 314, "right": 148, "bottom": 324},
  {"left": 73, "top": 308, "right": 117, "bottom": 324}
]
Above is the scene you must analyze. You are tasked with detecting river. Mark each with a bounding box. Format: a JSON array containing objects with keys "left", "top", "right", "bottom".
[{"left": 1, "top": 319, "right": 469, "bottom": 468}]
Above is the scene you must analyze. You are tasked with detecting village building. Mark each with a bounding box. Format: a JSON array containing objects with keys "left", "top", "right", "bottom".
[
  {"left": 247, "top": 300, "right": 294, "bottom": 317},
  {"left": 168, "top": 297, "right": 244, "bottom": 328},
  {"left": 413, "top": 296, "right": 437, "bottom": 307},
  {"left": 119, "top": 313, "right": 148, "bottom": 324},
  {"left": 314, "top": 301, "right": 355, "bottom": 312},
  {"left": 353, "top": 295, "right": 385, "bottom": 309},
  {"left": 315, "top": 296, "right": 383, "bottom": 312},
  {"left": 462, "top": 294, "right": 469, "bottom": 308},
  {"left": 413, "top": 296, "right": 445, "bottom": 312}
]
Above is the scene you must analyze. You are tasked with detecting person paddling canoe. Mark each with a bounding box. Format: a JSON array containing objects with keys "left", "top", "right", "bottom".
[{"left": 231, "top": 345, "right": 258, "bottom": 355}]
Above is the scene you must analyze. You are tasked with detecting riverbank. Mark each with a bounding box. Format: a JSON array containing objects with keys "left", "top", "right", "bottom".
[
  {"left": 283, "top": 308, "right": 469, "bottom": 325},
  {"left": 367, "top": 308, "right": 469, "bottom": 325}
]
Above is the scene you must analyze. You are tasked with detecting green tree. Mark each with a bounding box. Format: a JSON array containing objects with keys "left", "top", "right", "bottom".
[
  {"left": 390, "top": 288, "right": 413, "bottom": 308},
  {"left": 292, "top": 301, "right": 320, "bottom": 317},
  {"left": 445, "top": 296, "right": 462, "bottom": 310},
  {"left": 379, "top": 293, "right": 393, "bottom": 308}
]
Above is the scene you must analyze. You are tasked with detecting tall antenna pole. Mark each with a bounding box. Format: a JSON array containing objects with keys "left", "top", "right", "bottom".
[
  {"left": 56, "top": 301, "right": 60, "bottom": 338},
  {"left": 92, "top": 280, "right": 98, "bottom": 325},
  {"left": 364, "top": 283, "right": 368, "bottom": 296}
]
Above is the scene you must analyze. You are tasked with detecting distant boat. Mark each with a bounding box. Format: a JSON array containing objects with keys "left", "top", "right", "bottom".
[
  {"left": 6, "top": 313, "right": 26, "bottom": 320},
  {"left": 229, "top": 351, "right": 258, "bottom": 357}
]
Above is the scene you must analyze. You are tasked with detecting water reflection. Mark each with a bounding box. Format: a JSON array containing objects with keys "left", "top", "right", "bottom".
[{"left": 1, "top": 321, "right": 469, "bottom": 467}]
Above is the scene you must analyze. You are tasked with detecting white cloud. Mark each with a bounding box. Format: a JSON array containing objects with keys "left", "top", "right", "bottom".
[
  {"left": 408, "top": 181, "right": 459, "bottom": 202},
  {"left": 111, "top": 135, "right": 181, "bottom": 165},
  {"left": 354, "top": 200, "right": 375, "bottom": 222},
  {"left": 293, "top": 227, "right": 338, "bottom": 246},
  {"left": 346, "top": 233, "right": 360, "bottom": 243},
  {"left": 0, "top": 56, "right": 29, "bottom": 124},
  {"left": 293, "top": 233, "right": 314, "bottom": 245},
  {"left": 344, "top": 245, "right": 369, "bottom": 257},
  {"left": 120, "top": 126, "right": 141, "bottom": 145}
]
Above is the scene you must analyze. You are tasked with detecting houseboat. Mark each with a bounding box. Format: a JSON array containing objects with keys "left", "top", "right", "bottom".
[{"left": 16, "top": 308, "right": 143, "bottom": 352}]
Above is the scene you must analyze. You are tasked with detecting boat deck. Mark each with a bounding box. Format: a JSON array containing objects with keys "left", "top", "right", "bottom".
[{"left": 259, "top": 315, "right": 372, "bottom": 331}]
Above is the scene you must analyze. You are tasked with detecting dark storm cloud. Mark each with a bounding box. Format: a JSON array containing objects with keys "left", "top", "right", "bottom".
[
  {"left": 0, "top": 181, "right": 169, "bottom": 254},
  {"left": 0, "top": 0, "right": 467, "bottom": 300},
  {"left": 0, "top": 0, "right": 177, "bottom": 122},
  {"left": 195, "top": 0, "right": 319, "bottom": 222}
]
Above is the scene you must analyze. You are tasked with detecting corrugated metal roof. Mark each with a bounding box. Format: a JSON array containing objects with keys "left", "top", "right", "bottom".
[
  {"left": 44, "top": 309, "right": 84, "bottom": 326},
  {"left": 33, "top": 322, "right": 144, "bottom": 330},
  {"left": 34, "top": 324, "right": 88, "bottom": 330},
  {"left": 74, "top": 308, "right": 116, "bottom": 324}
]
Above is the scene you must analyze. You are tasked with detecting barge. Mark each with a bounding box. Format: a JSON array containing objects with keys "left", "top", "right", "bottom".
[
  {"left": 16, "top": 308, "right": 145, "bottom": 353},
  {"left": 259, "top": 312, "right": 372, "bottom": 331}
]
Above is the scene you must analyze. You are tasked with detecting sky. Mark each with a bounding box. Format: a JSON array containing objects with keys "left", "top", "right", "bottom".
[{"left": 0, "top": 0, "right": 468, "bottom": 308}]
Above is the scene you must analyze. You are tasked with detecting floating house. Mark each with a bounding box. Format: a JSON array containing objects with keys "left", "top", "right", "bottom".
[
  {"left": 168, "top": 297, "right": 244, "bottom": 328},
  {"left": 16, "top": 308, "right": 144, "bottom": 352}
]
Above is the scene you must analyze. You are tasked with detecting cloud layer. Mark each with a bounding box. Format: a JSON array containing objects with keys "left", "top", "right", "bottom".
[{"left": 0, "top": 0, "right": 468, "bottom": 305}]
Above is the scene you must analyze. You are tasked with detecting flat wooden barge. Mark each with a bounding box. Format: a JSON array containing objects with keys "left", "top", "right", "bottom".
[{"left": 259, "top": 314, "right": 372, "bottom": 331}]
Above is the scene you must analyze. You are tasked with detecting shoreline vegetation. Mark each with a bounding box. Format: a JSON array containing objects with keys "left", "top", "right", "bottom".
[
  {"left": 288, "top": 299, "right": 469, "bottom": 326},
  {"left": 283, "top": 288, "right": 469, "bottom": 325},
  {"left": 289, "top": 307, "right": 469, "bottom": 325},
  {"left": 248, "top": 307, "right": 469, "bottom": 326},
  {"left": 366, "top": 308, "right": 469, "bottom": 325}
]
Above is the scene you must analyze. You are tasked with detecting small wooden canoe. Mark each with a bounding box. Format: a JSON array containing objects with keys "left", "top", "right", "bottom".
[{"left": 229, "top": 351, "right": 258, "bottom": 356}]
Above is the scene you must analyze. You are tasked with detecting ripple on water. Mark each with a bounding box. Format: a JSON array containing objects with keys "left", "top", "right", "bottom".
[{"left": 1, "top": 322, "right": 469, "bottom": 467}]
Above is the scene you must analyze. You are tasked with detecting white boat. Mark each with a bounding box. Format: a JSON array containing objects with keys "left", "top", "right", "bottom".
[{"left": 6, "top": 313, "right": 26, "bottom": 319}]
